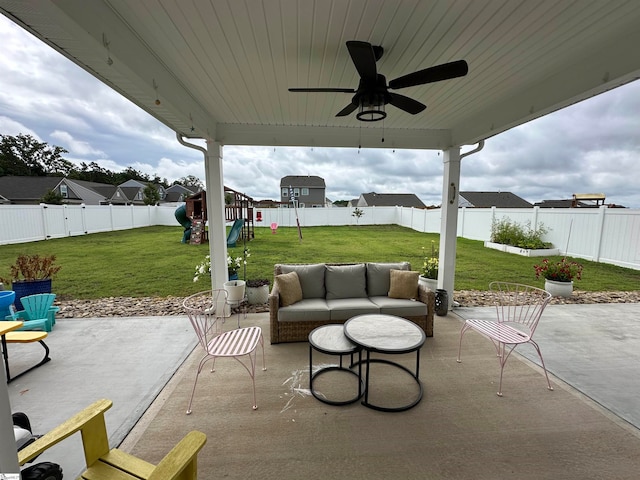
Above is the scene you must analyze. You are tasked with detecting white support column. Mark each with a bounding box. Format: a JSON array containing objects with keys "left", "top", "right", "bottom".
[
  {"left": 204, "top": 141, "right": 228, "bottom": 291},
  {"left": 438, "top": 148, "right": 462, "bottom": 307},
  {"left": 0, "top": 357, "right": 20, "bottom": 474}
]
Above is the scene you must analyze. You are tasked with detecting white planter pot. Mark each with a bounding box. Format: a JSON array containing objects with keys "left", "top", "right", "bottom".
[
  {"left": 544, "top": 279, "right": 573, "bottom": 297},
  {"left": 247, "top": 284, "right": 270, "bottom": 305},
  {"left": 419, "top": 276, "right": 438, "bottom": 292},
  {"left": 224, "top": 280, "right": 246, "bottom": 302}
]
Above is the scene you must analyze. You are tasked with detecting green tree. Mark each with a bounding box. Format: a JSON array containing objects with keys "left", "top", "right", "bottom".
[
  {"left": 41, "top": 189, "right": 66, "bottom": 205},
  {"left": 352, "top": 207, "right": 364, "bottom": 224},
  {"left": 174, "top": 175, "right": 203, "bottom": 191},
  {"left": 0, "top": 134, "right": 73, "bottom": 176},
  {"left": 143, "top": 184, "right": 161, "bottom": 205}
]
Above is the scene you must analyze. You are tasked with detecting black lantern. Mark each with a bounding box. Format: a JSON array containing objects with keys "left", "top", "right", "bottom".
[
  {"left": 356, "top": 93, "right": 386, "bottom": 122},
  {"left": 435, "top": 289, "right": 449, "bottom": 316}
]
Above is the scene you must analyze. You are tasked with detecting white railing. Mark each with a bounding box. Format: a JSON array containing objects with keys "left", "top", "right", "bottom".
[{"left": 1, "top": 203, "right": 639, "bottom": 271}]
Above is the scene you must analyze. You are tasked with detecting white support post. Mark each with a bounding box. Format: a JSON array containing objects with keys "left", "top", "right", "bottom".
[
  {"left": 204, "top": 141, "right": 228, "bottom": 292},
  {"left": 438, "top": 148, "right": 462, "bottom": 307},
  {"left": 0, "top": 357, "right": 19, "bottom": 474}
]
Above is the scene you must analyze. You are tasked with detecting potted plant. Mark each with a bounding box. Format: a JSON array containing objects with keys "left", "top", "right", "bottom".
[
  {"left": 534, "top": 257, "right": 583, "bottom": 297},
  {"left": 246, "top": 278, "right": 270, "bottom": 305},
  {"left": 418, "top": 241, "right": 439, "bottom": 291},
  {"left": 1, "top": 254, "right": 62, "bottom": 310},
  {"left": 193, "top": 252, "right": 247, "bottom": 302}
]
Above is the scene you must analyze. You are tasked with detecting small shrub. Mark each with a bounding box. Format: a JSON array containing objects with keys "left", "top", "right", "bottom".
[
  {"left": 490, "top": 217, "right": 552, "bottom": 249},
  {"left": 1, "top": 254, "right": 62, "bottom": 284}
]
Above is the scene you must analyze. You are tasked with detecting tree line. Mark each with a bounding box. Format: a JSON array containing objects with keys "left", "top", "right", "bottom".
[{"left": 0, "top": 133, "right": 203, "bottom": 191}]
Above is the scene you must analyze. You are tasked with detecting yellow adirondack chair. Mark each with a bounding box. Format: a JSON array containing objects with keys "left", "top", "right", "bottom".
[{"left": 18, "top": 399, "right": 207, "bottom": 480}]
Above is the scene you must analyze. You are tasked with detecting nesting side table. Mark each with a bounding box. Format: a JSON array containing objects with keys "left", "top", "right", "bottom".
[{"left": 308, "top": 324, "right": 364, "bottom": 406}]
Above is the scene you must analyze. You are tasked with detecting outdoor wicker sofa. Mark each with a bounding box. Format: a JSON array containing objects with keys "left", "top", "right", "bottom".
[{"left": 268, "top": 262, "right": 435, "bottom": 344}]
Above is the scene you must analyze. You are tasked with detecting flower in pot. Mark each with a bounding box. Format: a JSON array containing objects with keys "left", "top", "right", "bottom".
[
  {"left": 193, "top": 250, "right": 249, "bottom": 282},
  {"left": 534, "top": 257, "right": 583, "bottom": 297},
  {"left": 1, "top": 254, "right": 62, "bottom": 310},
  {"left": 419, "top": 241, "right": 439, "bottom": 291}
]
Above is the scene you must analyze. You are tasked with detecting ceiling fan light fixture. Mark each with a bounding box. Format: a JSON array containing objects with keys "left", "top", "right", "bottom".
[{"left": 356, "top": 94, "right": 386, "bottom": 122}]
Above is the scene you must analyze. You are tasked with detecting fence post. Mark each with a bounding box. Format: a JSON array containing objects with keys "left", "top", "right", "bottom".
[
  {"left": 40, "top": 203, "right": 50, "bottom": 240},
  {"left": 593, "top": 205, "right": 607, "bottom": 262}
]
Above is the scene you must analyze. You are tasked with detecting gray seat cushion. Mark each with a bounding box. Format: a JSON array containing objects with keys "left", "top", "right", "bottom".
[
  {"left": 326, "top": 297, "right": 379, "bottom": 321},
  {"left": 325, "top": 264, "right": 367, "bottom": 299},
  {"left": 369, "top": 296, "right": 427, "bottom": 317},
  {"left": 366, "top": 262, "right": 410, "bottom": 296},
  {"left": 279, "top": 264, "right": 326, "bottom": 298},
  {"left": 278, "top": 298, "right": 331, "bottom": 322}
]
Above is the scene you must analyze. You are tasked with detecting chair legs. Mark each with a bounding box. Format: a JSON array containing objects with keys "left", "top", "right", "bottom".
[
  {"left": 186, "top": 332, "right": 267, "bottom": 415},
  {"left": 458, "top": 324, "right": 553, "bottom": 397}
]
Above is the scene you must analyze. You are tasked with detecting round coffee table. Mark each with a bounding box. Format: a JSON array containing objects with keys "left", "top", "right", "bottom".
[
  {"left": 344, "top": 314, "right": 426, "bottom": 412},
  {"left": 308, "top": 324, "right": 363, "bottom": 406}
]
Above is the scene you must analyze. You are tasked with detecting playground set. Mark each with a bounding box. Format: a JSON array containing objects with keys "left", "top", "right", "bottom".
[{"left": 174, "top": 187, "right": 255, "bottom": 247}]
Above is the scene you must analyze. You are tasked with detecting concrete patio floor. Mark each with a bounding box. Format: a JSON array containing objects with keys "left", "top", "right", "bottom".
[{"left": 6, "top": 302, "right": 640, "bottom": 478}]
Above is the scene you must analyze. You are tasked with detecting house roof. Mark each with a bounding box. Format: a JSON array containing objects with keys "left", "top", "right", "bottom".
[
  {"left": 2, "top": 1, "right": 638, "bottom": 151},
  {"left": 0, "top": 176, "right": 62, "bottom": 202},
  {"left": 360, "top": 192, "right": 426, "bottom": 208},
  {"left": 459, "top": 191, "right": 532, "bottom": 208},
  {"left": 280, "top": 176, "right": 326, "bottom": 188}
]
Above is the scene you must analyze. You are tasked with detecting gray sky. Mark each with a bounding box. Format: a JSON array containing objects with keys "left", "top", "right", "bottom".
[{"left": 1, "top": 15, "right": 639, "bottom": 207}]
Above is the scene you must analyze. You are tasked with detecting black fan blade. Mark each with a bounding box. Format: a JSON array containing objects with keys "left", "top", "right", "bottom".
[
  {"left": 389, "top": 60, "right": 468, "bottom": 90},
  {"left": 335, "top": 102, "right": 359, "bottom": 117},
  {"left": 388, "top": 93, "right": 426, "bottom": 115},
  {"left": 289, "top": 87, "right": 355, "bottom": 93},
  {"left": 346, "top": 41, "right": 378, "bottom": 82}
]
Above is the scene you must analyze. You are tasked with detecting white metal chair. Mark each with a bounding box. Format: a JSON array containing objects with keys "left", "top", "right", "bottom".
[
  {"left": 183, "top": 290, "right": 266, "bottom": 414},
  {"left": 457, "top": 282, "right": 553, "bottom": 396}
]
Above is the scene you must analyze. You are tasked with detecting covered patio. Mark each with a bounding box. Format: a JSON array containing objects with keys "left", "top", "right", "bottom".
[{"left": 2, "top": 0, "right": 640, "bottom": 474}]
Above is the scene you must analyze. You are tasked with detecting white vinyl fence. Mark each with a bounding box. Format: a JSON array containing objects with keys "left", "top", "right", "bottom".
[{"left": 1, "top": 203, "right": 639, "bottom": 271}]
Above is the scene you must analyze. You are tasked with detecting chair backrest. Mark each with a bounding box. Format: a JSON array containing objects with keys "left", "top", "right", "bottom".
[
  {"left": 183, "top": 290, "right": 227, "bottom": 350},
  {"left": 20, "top": 293, "right": 56, "bottom": 319},
  {"left": 489, "top": 282, "right": 552, "bottom": 335}
]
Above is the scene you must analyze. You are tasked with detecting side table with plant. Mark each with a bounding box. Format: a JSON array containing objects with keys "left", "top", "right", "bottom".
[
  {"left": 534, "top": 257, "right": 583, "bottom": 297},
  {"left": 1, "top": 254, "right": 62, "bottom": 310}
]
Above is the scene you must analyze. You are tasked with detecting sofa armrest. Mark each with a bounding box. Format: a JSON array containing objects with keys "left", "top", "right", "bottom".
[{"left": 417, "top": 284, "right": 435, "bottom": 336}]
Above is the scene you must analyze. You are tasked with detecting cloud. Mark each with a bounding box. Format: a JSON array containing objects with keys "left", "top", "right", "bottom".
[{"left": 1, "top": 16, "right": 639, "bottom": 208}]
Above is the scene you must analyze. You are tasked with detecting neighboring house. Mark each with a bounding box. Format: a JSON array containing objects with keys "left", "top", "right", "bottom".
[
  {"left": 0, "top": 176, "right": 119, "bottom": 205},
  {"left": 534, "top": 193, "right": 622, "bottom": 208},
  {"left": 119, "top": 179, "right": 167, "bottom": 204},
  {"left": 357, "top": 192, "right": 426, "bottom": 208},
  {"left": 458, "top": 191, "right": 532, "bottom": 208},
  {"left": 0, "top": 176, "right": 167, "bottom": 205},
  {"left": 280, "top": 175, "right": 326, "bottom": 208},
  {"left": 165, "top": 184, "right": 197, "bottom": 203}
]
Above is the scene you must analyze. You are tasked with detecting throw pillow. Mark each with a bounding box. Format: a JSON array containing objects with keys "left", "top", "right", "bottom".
[
  {"left": 275, "top": 271, "right": 303, "bottom": 306},
  {"left": 388, "top": 269, "right": 419, "bottom": 300}
]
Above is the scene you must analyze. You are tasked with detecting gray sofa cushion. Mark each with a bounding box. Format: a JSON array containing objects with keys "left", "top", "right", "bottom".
[
  {"left": 366, "top": 262, "right": 410, "bottom": 296},
  {"left": 278, "top": 298, "right": 331, "bottom": 322},
  {"left": 325, "top": 264, "right": 367, "bottom": 299},
  {"left": 326, "top": 298, "right": 379, "bottom": 321},
  {"left": 280, "top": 263, "right": 326, "bottom": 298},
  {"left": 369, "top": 296, "right": 428, "bottom": 317}
]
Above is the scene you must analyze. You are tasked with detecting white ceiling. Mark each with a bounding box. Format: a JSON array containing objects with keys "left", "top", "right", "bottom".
[{"left": 2, "top": 0, "right": 640, "bottom": 150}]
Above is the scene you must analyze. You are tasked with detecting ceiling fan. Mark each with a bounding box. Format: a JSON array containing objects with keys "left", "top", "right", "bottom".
[{"left": 289, "top": 40, "right": 468, "bottom": 122}]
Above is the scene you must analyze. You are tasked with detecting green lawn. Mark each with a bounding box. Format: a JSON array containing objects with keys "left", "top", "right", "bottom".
[{"left": 1, "top": 225, "right": 638, "bottom": 300}]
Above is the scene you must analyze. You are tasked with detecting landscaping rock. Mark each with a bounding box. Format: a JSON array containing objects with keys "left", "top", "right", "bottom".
[{"left": 54, "top": 291, "right": 640, "bottom": 318}]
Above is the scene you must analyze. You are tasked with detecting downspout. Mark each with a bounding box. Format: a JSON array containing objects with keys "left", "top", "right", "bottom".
[
  {"left": 176, "top": 133, "right": 207, "bottom": 156},
  {"left": 460, "top": 139, "right": 485, "bottom": 160}
]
